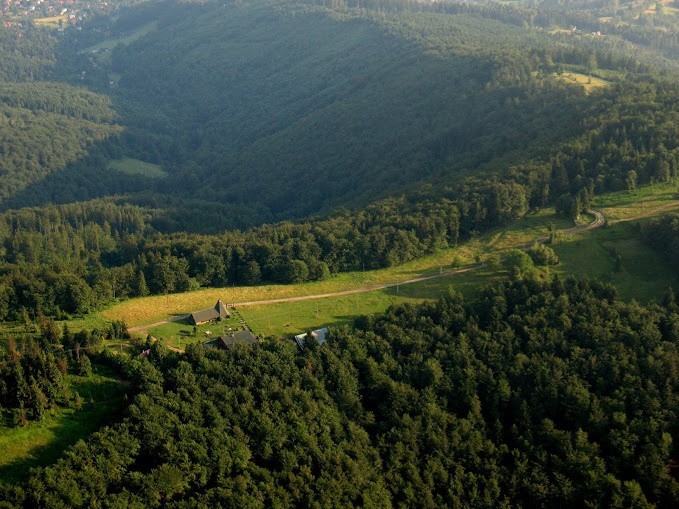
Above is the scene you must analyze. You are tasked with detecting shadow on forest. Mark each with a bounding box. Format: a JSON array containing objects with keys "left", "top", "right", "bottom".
[{"left": 2, "top": 0, "right": 604, "bottom": 234}]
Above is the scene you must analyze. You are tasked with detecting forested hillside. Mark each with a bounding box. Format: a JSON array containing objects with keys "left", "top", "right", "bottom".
[
  {"left": 1, "top": 275, "right": 677, "bottom": 507},
  {"left": 0, "top": 0, "right": 677, "bottom": 319},
  {"left": 0, "top": 82, "right": 122, "bottom": 204}
]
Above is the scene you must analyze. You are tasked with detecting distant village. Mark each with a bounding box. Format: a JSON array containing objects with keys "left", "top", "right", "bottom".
[{"left": 1, "top": 0, "right": 113, "bottom": 27}]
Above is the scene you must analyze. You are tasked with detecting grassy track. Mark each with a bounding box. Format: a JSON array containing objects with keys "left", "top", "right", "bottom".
[{"left": 0, "top": 365, "right": 129, "bottom": 484}]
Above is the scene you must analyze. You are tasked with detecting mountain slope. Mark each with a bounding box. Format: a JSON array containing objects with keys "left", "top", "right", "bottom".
[
  {"left": 104, "top": 1, "right": 595, "bottom": 219},
  {"left": 0, "top": 82, "right": 121, "bottom": 204}
]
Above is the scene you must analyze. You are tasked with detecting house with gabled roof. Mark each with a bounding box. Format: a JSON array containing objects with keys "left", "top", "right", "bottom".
[
  {"left": 189, "top": 299, "right": 230, "bottom": 326},
  {"left": 203, "top": 329, "right": 258, "bottom": 350}
]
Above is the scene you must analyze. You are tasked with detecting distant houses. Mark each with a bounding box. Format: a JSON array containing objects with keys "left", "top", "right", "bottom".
[
  {"left": 204, "top": 329, "right": 258, "bottom": 350},
  {"left": 189, "top": 300, "right": 230, "bottom": 326}
]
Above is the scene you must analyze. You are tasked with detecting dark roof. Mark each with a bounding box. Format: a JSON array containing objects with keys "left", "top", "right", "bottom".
[
  {"left": 189, "top": 300, "right": 230, "bottom": 324},
  {"left": 218, "top": 329, "right": 258, "bottom": 349}
]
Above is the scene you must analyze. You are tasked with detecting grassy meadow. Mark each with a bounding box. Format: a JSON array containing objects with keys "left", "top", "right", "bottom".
[
  {"left": 240, "top": 267, "right": 500, "bottom": 338},
  {"left": 108, "top": 158, "right": 166, "bottom": 179},
  {"left": 594, "top": 183, "right": 679, "bottom": 221},
  {"left": 558, "top": 72, "right": 610, "bottom": 93},
  {"left": 553, "top": 220, "right": 677, "bottom": 303}
]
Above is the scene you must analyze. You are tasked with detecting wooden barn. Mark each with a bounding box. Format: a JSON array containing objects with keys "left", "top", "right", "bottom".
[{"left": 189, "top": 299, "right": 230, "bottom": 326}]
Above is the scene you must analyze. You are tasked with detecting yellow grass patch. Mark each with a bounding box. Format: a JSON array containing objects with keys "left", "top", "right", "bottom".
[
  {"left": 84, "top": 21, "right": 158, "bottom": 53},
  {"left": 558, "top": 72, "right": 610, "bottom": 93}
]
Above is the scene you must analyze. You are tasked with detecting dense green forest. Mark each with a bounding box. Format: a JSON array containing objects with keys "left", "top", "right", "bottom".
[
  {"left": 1, "top": 275, "right": 678, "bottom": 507},
  {"left": 1, "top": 0, "right": 679, "bottom": 502}
]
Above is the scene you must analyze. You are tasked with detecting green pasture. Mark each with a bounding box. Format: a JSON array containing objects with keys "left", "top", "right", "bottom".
[
  {"left": 593, "top": 181, "right": 679, "bottom": 221},
  {"left": 240, "top": 268, "right": 500, "bottom": 338},
  {"left": 108, "top": 157, "right": 166, "bottom": 179},
  {"left": 144, "top": 313, "right": 246, "bottom": 351},
  {"left": 553, "top": 219, "right": 677, "bottom": 303},
  {"left": 0, "top": 365, "right": 129, "bottom": 484},
  {"left": 481, "top": 208, "right": 573, "bottom": 252}
]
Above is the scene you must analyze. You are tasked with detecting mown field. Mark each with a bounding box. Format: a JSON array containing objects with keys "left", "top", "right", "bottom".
[{"left": 34, "top": 16, "right": 67, "bottom": 28}]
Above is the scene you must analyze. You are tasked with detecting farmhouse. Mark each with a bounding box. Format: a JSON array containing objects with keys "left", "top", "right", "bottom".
[
  {"left": 189, "top": 299, "right": 230, "bottom": 325},
  {"left": 204, "top": 329, "right": 259, "bottom": 350}
]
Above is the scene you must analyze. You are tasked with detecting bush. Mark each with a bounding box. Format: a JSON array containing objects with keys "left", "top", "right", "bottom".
[{"left": 527, "top": 243, "right": 559, "bottom": 266}]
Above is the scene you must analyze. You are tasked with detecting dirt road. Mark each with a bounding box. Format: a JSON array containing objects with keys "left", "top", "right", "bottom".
[
  {"left": 129, "top": 210, "right": 608, "bottom": 334},
  {"left": 608, "top": 202, "right": 679, "bottom": 224}
]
